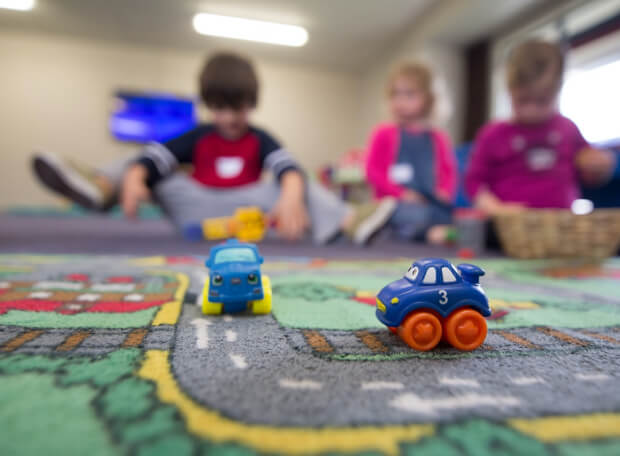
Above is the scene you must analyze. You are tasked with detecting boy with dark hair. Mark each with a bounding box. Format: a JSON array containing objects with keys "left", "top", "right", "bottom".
[{"left": 32, "top": 52, "right": 395, "bottom": 244}]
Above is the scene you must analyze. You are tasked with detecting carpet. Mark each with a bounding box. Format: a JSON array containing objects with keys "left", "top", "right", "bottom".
[
  {"left": 0, "top": 213, "right": 459, "bottom": 258},
  {"left": 0, "top": 254, "right": 619, "bottom": 456},
  {"left": 5, "top": 203, "right": 164, "bottom": 219}
]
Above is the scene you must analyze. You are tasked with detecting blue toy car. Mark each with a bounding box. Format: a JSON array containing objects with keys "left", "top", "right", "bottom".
[
  {"left": 376, "top": 258, "right": 491, "bottom": 351},
  {"left": 202, "top": 239, "right": 272, "bottom": 314}
]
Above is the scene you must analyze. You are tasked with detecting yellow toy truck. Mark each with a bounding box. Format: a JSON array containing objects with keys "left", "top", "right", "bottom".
[{"left": 183, "top": 207, "right": 268, "bottom": 243}]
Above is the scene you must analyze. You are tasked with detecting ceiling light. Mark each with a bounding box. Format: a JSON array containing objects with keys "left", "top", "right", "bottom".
[
  {"left": 0, "top": 0, "right": 35, "bottom": 11},
  {"left": 193, "top": 13, "right": 308, "bottom": 47}
]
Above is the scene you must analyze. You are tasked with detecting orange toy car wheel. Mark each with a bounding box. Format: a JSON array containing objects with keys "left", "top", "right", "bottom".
[
  {"left": 444, "top": 308, "right": 487, "bottom": 351},
  {"left": 398, "top": 311, "right": 442, "bottom": 351}
]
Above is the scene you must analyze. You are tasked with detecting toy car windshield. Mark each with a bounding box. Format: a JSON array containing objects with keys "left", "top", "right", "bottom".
[
  {"left": 212, "top": 247, "right": 258, "bottom": 264},
  {"left": 404, "top": 265, "right": 421, "bottom": 282}
]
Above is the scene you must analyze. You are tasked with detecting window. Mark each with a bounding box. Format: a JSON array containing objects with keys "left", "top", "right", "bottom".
[
  {"left": 442, "top": 267, "right": 457, "bottom": 283},
  {"left": 213, "top": 248, "right": 257, "bottom": 264},
  {"left": 489, "top": 0, "right": 620, "bottom": 136},
  {"left": 560, "top": 58, "right": 620, "bottom": 144},
  {"left": 422, "top": 267, "right": 437, "bottom": 284},
  {"left": 405, "top": 266, "right": 420, "bottom": 281}
]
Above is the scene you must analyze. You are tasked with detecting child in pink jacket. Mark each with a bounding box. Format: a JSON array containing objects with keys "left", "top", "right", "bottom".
[{"left": 366, "top": 62, "right": 457, "bottom": 243}]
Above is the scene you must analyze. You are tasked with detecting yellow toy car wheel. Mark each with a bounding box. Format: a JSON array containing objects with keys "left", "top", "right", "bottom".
[
  {"left": 201, "top": 279, "right": 223, "bottom": 314},
  {"left": 250, "top": 275, "right": 272, "bottom": 314}
]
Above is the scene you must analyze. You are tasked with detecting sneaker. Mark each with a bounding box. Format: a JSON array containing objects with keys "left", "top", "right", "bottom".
[
  {"left": 350, "top": 198, "right": 397, "bottom": 245},
  {"left": 32, "top": 152, "right": 105, "bottom": 210}
]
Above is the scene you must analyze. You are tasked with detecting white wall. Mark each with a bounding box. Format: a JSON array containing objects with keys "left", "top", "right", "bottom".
[{"left": 0, "top": 29, "right": 361, "bottom": 207}]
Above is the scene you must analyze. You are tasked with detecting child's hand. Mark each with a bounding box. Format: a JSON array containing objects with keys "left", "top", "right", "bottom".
[
  {"left": 271, "top": 196, "right": 310, "bottom": 241},
  {"left": 576, "top": 147, "right": 616, "bottom": 187},
  {"left": 401, "top": 189, "right": 426, "bottom": 204},
  {"left": 494, "top": 202, "right": 526, "bottom": 215},
  {"left": 270, "top": 172, "right": 309, "bottom": 241},
  {"left": 474, "top": 188, "right": 525, "bottom": 215},
  {"left": 121, "top": 164, "right": 151, "bottom": 218}
]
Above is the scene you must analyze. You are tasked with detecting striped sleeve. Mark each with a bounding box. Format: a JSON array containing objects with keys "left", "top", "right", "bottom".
[
  {"left": 255, "top": 128, "right": 302, "bottom": 181},
  {"left": 136, "top": 125, "right": 211, "bottom": 187}
]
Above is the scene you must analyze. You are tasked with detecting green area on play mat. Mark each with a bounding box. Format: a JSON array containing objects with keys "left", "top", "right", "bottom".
[
  {"left": 2, "top": 349, "right": 619, "bottom": 456},
  {"left": 5, "top": 203, "right": 163, "bottom": 219},
  {"left": 485, "top": 287, "right": 620, "bottom": 329},
  {"left": 1, "top": 255, "right": 619, "bottom": 456},
  {"left": 475, "top": 257, "right": 620, "bottom": 299},
  {"left": 269, "top": 261, "right": 620, "bottom": 330},
  {"left": 273, "top": 297, "right": 383, "bottom": 330},
  {"left": 2, "top": 373, "right": 116, "bottom": 456},
  {"left": 0, "top": 307, "right": 159, "bottom": 328},
  {"left": 0, "top": 350, "right": 196, "bottom": 456}
]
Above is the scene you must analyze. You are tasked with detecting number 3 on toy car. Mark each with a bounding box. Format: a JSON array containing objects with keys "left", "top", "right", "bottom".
[{"left": 438, "top": 289, "right": 448, "bottom": 305}]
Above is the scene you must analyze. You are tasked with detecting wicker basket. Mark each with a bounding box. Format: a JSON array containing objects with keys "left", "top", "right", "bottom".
[{"left": 493, "top": 209, "right": 620, "bottom": 259}]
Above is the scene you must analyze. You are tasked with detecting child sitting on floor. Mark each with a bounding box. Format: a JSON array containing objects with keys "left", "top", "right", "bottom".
[
  {"left": 365, "top": 62, "right": 457, "bottom": 243},
  {"left": 31, "top": 53, "right": 395, "bottom": 245},
  {"left": 465, "top": 39, "right": 616, "bottom": 213}
]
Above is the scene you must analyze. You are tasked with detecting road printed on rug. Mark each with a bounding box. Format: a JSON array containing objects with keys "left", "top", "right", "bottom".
[{"left": 0, "top": 255, "right": 619, "bottom": 455}]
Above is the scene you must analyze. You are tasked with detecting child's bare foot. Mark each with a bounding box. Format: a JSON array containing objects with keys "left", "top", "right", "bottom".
[
  {"left": 426, "top": 224, "right": 452, "bottom": 245},
  {"left": 32, "top": 152, "right": 113, "bottom": 210}
]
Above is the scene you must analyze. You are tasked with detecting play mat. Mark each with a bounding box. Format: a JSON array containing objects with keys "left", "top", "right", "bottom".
[{"left": 1, "top": 254, "right": 619, "bottom": 455}]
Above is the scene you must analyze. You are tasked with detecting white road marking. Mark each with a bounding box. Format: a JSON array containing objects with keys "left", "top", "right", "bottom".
[
  {"left": 575, "top": 373, "right": 610, "bottom": 381},
  {"left": 229, "top": 354, "right": 247, "bottom": 369},
  {"left": 361, "top": 381, "right": 404, "bottom": 391},
  {"left": 76, "top": 293, "right": 101, "bottom": 302},
  {"left": 34, "top": 281, "right": 84, "bottom": 290},
  {"left": 512, "top": 376, "right": 545, "bottom": 385},
  {"left": 439, "top": 377, "right": 480, "bottom": 388},
  {"left": 390, "top": 393, "right": 520, "bottom": 416},
  {"left": 195, "top": 271, "right": 209, "bottom": 283},
  {"left": 279, "top": 379, "right": 322, "bottom": 390},
  {"left": 190, "top": 318, "right": 212, "bottom": 349},
  {"left": 223, "top": 315, "right": 233, "bottom": 322},
  {"left": 92, "top": 283, "right": 134, "bottom": 292},
  {"left": 123, "top": 293, "right": 144, "bottom": 302},
  {"left": 225, "top": 330, "right": 237, "bottom": 342},
  {"left": 28, "top": 291, "right": 52, "bottom": 299}
]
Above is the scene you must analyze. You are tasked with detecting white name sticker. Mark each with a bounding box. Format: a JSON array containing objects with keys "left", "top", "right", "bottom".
[
  {"left": 389, "top": 163, "right": 414, "bottom": 183},
  {"left": 526, "top": 147, "right": 557, "bottom": 171},
  {"left": 215, "top": 157, "right": 244, "bottom": 178}
]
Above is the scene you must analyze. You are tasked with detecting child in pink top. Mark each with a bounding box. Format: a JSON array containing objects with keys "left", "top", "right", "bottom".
[
  {"left": 365, "top": 62, "right": 458, "bottom": 243},
  {"left": 466, "top": 40, "right": 616, "bottom": 213}
]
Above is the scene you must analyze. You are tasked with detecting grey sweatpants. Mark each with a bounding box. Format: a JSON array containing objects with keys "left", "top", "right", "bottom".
[
  {"left": 389, "top": 202, "right": 452, "bottom": 240},
  {"left": 98, "top": 158, "right": 350, "bottom": 245}
]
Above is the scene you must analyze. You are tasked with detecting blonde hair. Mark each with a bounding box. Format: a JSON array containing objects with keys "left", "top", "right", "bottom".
[
  {"left": 506, "top": 39, "right": 564, "bottom": 94},
  {"left": 387, "top": 61, "right": 435, "bottom": 117}
]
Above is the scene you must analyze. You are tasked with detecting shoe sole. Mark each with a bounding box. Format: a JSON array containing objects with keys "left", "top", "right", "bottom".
[
  {"left": 32, "top": 154, "right": 102, "bottom": 210},
  {"left": 354, "top": 198, "right": 397, "bottom": 245}
]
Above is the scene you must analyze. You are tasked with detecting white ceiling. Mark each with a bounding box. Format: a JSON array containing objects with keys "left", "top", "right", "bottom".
[{"left": 0, "top": 0, "right": 548, "bottom": 70}]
